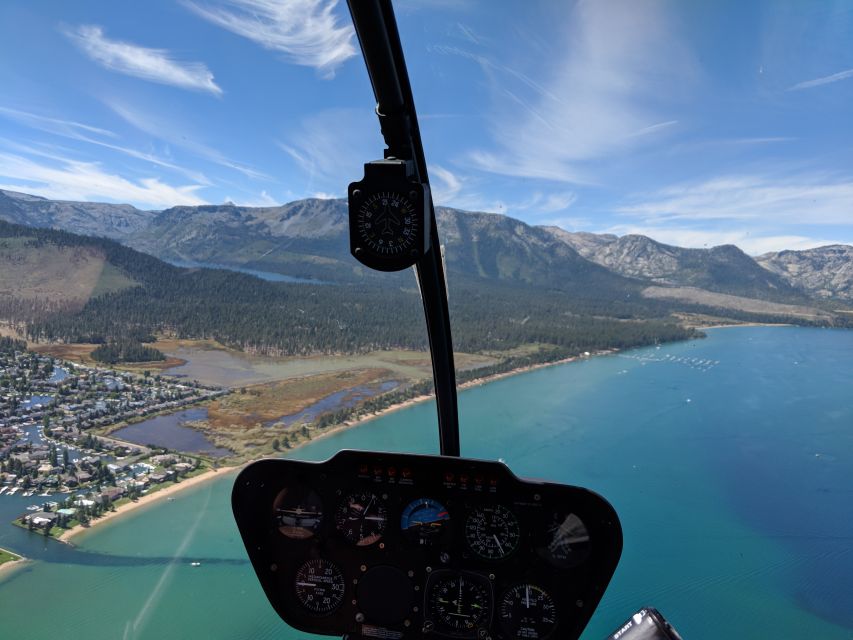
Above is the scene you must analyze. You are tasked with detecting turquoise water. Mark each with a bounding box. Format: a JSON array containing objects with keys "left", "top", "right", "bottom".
[{"left": 1, "top": 327, "right": 851, "bottom": 639}]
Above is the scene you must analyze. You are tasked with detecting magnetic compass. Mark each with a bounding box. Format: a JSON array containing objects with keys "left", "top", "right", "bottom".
[{"left": 348, "top": 158, "right": 431, "bottom": 272}]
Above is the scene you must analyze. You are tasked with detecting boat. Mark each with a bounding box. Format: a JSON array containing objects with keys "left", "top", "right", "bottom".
[
  {"left": 26, "top": 505, "right": 40, "bottom": 511},
  {"left": 190, "top": 562, "right": 201, "bottom": 567},
  {"left": 8, "top": 487, "right": 19, "bottom": 495},
  {"left": 0, "top": 487, "right": 7, "bottom": 496}
]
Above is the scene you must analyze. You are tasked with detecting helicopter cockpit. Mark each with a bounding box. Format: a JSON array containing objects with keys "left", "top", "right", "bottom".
[{"left": 232, "top": 2, "right": 682, "bottom": 639}]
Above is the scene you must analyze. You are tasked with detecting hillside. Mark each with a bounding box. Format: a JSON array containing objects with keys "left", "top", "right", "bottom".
[
  {"left": 542, "top": 228, "right": 808, "bottom": 303},
  {"left": 757, "top": 245, "right": 853, "bottom": 301},
  {"left": 1, "top": 188, "right": 851, "bottom": 322},
  {"left": 0, "top": 219, "right": 697, "bottom": 359}
]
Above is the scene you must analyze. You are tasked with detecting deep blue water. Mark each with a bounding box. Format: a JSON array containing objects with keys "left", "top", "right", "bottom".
[{"left": 0, "top": 327, "right": 851, "bottom": 639}]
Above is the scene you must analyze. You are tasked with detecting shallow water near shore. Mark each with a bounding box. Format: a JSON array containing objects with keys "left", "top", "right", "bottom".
[{"left": 0, "top": 326, "right": 851, "bottom": 639}]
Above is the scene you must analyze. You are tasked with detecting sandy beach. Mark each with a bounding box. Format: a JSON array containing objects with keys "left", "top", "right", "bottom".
[
  {"left": 0, "top": 549, "right": 28, "bottom": 578},
  {"left": 56, "top": 466, "right": 238, "bottom": 544}
]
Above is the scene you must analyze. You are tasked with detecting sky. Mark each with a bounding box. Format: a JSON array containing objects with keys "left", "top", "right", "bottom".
[{"left": 0, "top": 0, "right": 851, "bottom": 255}]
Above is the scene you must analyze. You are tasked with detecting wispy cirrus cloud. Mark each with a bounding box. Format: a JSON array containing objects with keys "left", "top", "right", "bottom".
[
  {"left": 0, "top": 106, "right": 116, "bottom": 138},
  {"left": 451, "top": 0, "right": 693, "bottom": 183},
  {"left": 0, "top": 149, "right": 207, "bottom": 208},
  {"left": 183, "top": 0, "right": 355, "bottom": 78},
  {"left": 788, "top": 68, "right": 853, "bottom": 91},
  {"left": 278, "top": 108, "right": 382, "bottom": 195},
  {"left": 64, "top": 24, "right": 222, "bottom": 95},
  {"left": 617, "top": 173, "right": 853, "bottom": 225},
  {"left": 0, "top": 106, "right": 210, "bottom": 184},
  {"left": 107, "top": 101, "right": 267, "bottom": 180}
]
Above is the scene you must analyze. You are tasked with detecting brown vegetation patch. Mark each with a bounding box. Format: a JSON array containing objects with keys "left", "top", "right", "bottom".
[{"left": 206, "top": 368, "right": 392, "bottom": 431}]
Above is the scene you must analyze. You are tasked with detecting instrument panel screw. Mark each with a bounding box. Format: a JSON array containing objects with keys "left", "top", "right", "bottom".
[
  {"left": 355, "top": 613, "right": 365, "bottom": 623},
  {"left": 409, "top": 190, "right": 418, "bottom": 200},
  {"left": 269, "top": 563, "right": 277, "bottom": 572},
  {"left": 379, "top": 542, "right": 385, "bottom": 550},
  {"left": 533, "top": 493, "right": 541, "bottom": 501},
  {"left": 576, "top": 599, "right": 584, "bottom": 608},
  {"left": 413, "top": 606, "right": 419, "bottom": 613},
  {"left": 425, "top": 566, "right": 432, "bottom": 573},
  {"left": 360, "top": 564, "right": 367, "bottom": 572},
  {"left": 352, "top": 189, "right": 362, "bottom": 199},
  {"left": 414, "top": 585, "right": 420, "bottom": 592},
  {"left": 439, "top": 552, "right": 450, "bottom": 564},
  {"left": 488, "top": 573, "right": 495, "bottom": 581},
  {"left": 404, "top": 620, "right": 411, "bottom": 628},
  {"left": 408, "top": 570, "right": 415, "bottom": 578}
]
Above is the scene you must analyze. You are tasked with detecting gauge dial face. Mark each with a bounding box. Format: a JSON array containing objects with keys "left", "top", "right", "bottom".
[
  {"left": 401, "top": 497, "right": 450, "bottom": 545},
  {"left": 293, "top": 559, "right": 345, "bottom": 616},
  {"left": 499, "top": 584, "right": 558, "bottom": 639},
  {"left": 540, "top": 512, "right": 591, "bottom": 568},
  {"left": 465, "top": 505, "right": 520, "bottom": 560},
  {"left": 335, "top": 491, "right": 387, "bottom": 546},
  {"left": 427, "top": 573, "right": 491, "bottom": 636},
  {"left": 356, "top": 191, "right": 419, "bottom": 256},
  {"left": 273, "top": 486, "right": 323, "bottom": 539}
]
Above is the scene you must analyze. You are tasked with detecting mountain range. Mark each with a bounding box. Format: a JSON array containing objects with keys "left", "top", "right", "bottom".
[{"left": 1, "top": 188, "right": 851, "bottom": 318}]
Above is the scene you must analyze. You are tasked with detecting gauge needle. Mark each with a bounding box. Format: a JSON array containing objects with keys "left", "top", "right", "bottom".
[
  {"left": 493, "top": 534, "right": 505, "bottom": 556},
  {"left": 525, "top": 585, "right": 530, "bottom": 608}
]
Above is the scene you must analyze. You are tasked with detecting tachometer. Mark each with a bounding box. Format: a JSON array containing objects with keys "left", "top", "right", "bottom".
[
  {"left": 293, "top": 559, "right": 345, "bottom": 616},
  {"left": 400, "top": 497, "right": 450, "bottom": 545},
  {"left": 540, "top": 512, "right": 590, "bottom": 568},
  {"left": 335, "top": 491, "right": 387, "bottom": 546},
  {"left": 498, "top": 584, "right": 557, "bottom": 639},
  {"left": 465, "top": 505, "right": 520, "bottom": 560},
  {"left": 426, "top": 571, "right": 491, "bottom": 636}
]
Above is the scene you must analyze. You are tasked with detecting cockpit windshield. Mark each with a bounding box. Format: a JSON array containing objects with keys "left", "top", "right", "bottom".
[{"left": 0, "top": 1, "right": 851, "bottom": 639}]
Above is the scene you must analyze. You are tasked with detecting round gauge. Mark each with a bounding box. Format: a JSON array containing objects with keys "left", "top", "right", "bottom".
[
  {"left": 465, "top": 505, "right": 520, "bottom": 560},
  {"left": 356, "top": 191, "right": 419, "bottom": 256},
  {"left": 427, "top": 573, "right": 491, "bottom": 635},
  {"left": 293, "top": 559, "right": 345, "bottom": 616},
  {"left": 540, "top": 513, "right": 590, "bottom": 568},
  {"left": 272, "top": 486, "right": 323, "bottom": 539},
  {"left": 400, "top": 497, "right": 450, "bottom": 545},
  {"left": 498, "top": 584, "right": 558, "bottom": 639},
  {"left": 335, "top": 491, "right": 387, "bottom": 546}
]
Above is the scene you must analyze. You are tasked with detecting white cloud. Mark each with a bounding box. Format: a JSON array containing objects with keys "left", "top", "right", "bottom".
[
  {"left": 455, "top": 0, "right": 692, "bottom": 183},
  {"left": 599, "top": 225, "right": 848, "bottom": 256},
  {"left": 0, "top": 150, "right": 207, "bottom": 208},
  {"left": 430, "top": 165, "right": 463, "bottom": 204},
  {"left": 0, "top": 105, "right": 209, "bottom": 184},
  {"left": 0, "top": 106, "right": 116, "bottom": 138},
  {"left": 183, "top": 0, "right": 355, "bottom": 78},
  {"left": 788, "top": 68, "right": 853, "bottom": 91},
  {"left": 107, "top": 101, "right": 267, "bottom": 180},
  {"left": 64, "top": 25, "right": 222, "bottom": 95},
  {"left": 278, "top": 108, "right": 382, "bottom": 195},
  {"left": 617, "top": 174, "right": 853, "bottom": 225}
]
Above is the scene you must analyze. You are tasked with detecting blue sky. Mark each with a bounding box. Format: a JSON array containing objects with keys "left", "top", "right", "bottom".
[{"left": 0, "top": 0, "right": 851, "bottom": 254}]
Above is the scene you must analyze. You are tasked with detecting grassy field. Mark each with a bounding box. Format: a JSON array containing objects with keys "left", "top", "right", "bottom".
[{"left": 0, "top": 547, "right": 21, "bottom": 567}]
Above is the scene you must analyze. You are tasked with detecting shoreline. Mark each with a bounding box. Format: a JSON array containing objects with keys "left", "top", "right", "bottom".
[
  {"left": 56, "top": 466, "right": 238, "bottom": 544},
  {"left": 0, "top": 547, "right": 28, "bottom": 578},
  {"left": 43, "top": 343, "right": 661, "bottom": 540},
  {"left": 287, "top": 351, "right": 606, "bottom": 450}
]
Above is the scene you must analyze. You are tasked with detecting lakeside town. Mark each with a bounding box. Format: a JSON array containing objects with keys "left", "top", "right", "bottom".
[{"left": 0, "top": 336, "right": 225, "bottom": 537}]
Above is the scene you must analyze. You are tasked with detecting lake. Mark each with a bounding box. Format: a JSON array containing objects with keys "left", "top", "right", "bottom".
[
  {"left": 110, "top": 408, "right": 232, "bottom": 457},
  {"left": 0, "top": 326, "right": 851, "bottom": 639}
]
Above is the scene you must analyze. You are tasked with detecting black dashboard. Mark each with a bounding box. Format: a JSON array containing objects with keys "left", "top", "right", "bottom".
[{"left": 232, "top": 450, "right": 622, "bottom": 639}]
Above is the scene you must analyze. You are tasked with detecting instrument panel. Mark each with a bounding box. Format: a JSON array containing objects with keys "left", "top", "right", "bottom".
[{"left": 232, "top": 450, "right": 622, "bottom": 639}]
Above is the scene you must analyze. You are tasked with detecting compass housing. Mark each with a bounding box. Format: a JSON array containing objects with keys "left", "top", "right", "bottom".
[{"left": 348, "top": 158, "right": 431, "bottom": 272}]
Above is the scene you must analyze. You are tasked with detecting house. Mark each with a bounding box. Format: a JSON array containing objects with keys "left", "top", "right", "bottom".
[
  {"left": 27, "top": 511, "right": 58, "bottom": 528},
  {"left": 101, "top": 487, "right": 124, "bottom": 502}
]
